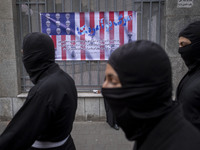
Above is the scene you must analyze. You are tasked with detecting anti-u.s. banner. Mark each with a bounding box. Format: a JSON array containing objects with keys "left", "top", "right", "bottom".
[{"left": 40, "top": 11, "right": 137, "bottom": 60}]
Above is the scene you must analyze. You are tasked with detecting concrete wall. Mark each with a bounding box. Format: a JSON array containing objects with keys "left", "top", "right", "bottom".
[
  {"left": 75, "top": 93, "right": 106, "bottom": 121},
  {"left": 0, "top": 0, "right": 19, "bottom": 98},
  {"left": 11, "top": 93, "right": 106, "bottom": 121},
  {"left": 165, "top": 0, "right": 200, "bottom": 95},
  {"left": 0, "top": 0, "right": 21, "bottom": 123},
  {"left": 0, "top": 94, "right": 106, "bottom": 133}
]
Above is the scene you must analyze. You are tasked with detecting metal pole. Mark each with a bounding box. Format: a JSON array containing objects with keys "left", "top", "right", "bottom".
[
  {"left": 132, "top": 0, "right": 135, "bottom": 11},
  {"left": 53, "top": 0, "right": 56, "bottom": 12},
  {"left": 158, "top": 0, "right": 161, "bottom": 44},
  {"left": 89, "top": 61, "right": 91, "bottom": 86},
  {"left": 72, "top": 61, "right": 75, "bottom": 79},
  {"left": 81, "top": 62, "right": 83, "bottom": 85},
  {"left": 88, "top": 0, "right": 90, "bottom": 12},
  {"left": 28, "top": 0, "right": 31, "bottom": 33},
  {"left": 105, "top": 0, "right": 107, "bottom": 11},
  {"left": 123, "top": 0, "right": 126, "bottom": 10},
  {"left": 79, "top": 0, "right": 82, "bottom": 12},
  {"left": 62, "top": 0, "right": 65, "bottom": 12},
  {"left": 71, "top": 0, "right": 74, "bottom": 79},
  {"left": 149, "top": 0, "right": 152, "bottom": 40},
  {"left": 114, "top": 0, "right": 117, "bottom": 11},
  {"left": 19, "top": 0, "right": 26, "bottom": 92},
  {"left": 37, "top": 0, "right": 40, "bottom": 31},
  {"left": 96, "top": 0, "right": 99, "bottom": 11},
  {"left": 71, "top": 0, "right": 73, "bottom": 11},
  {"left": 19, "top": 0, "right": 23, "bottom": 46},
  {"left": 97, "top": 61, "right": 100, "bottom": 86},
  {"left": 141, "top": 0, "right": 143, "bottom": 39},
  {"left": 45, "top": 0, "right": 47, "bottom": 12}
]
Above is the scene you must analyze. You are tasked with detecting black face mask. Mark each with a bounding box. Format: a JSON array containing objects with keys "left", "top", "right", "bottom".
[
  {"left": 102, "top": 40, "right": 173, "bottom": 141},
  {"left": 102, "top": 84, "right": 172, "bottom": 141},
  {"left": 178, "top": 21, "right": 200, "bottom": 70},
  {"left": 178, "top": 41, "right": 200, "bottom": 70}
]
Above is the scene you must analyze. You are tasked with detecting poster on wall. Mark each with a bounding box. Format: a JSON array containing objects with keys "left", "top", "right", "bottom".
[{"left": 40, "top": 11, "right": 137, "bottom": 60}]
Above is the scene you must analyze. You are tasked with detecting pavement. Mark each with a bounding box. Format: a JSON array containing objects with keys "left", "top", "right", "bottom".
[
  {"left": 0, "top": 121, "right": 134, "bottom": 150},
  {"left": 71, "top": 121, "right": 134, "bottom": 150}
]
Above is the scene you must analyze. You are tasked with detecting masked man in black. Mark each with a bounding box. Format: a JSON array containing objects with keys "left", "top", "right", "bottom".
[
  {"left": 176, "top": 21, "right": 200, "bottom": 131},
  {"left": 0, "top": 32, "right": 77, "bottom": 150},
  {"left": 102, "top": 40, "right": 200, "bottom": 150}
]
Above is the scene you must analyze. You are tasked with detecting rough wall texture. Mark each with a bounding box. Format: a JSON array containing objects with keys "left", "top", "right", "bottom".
[
  {"left": 0, "top": 0, "right": 19, "bottom": 97},
  {"left": 0, "top": 94, "right": 106, "bottom": 122}
]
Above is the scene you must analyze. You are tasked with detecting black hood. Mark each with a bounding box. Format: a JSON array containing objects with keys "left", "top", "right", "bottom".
[
  {"left": 22, "top": 32, "right": 55, "bottom": 84},
  {"left": 179, "top": 21, "right": 200, "bottom": 44},
  {"left": 102, "top": 40, "right": 173, "bottom": 141},
  {"left": 178, "top": 21, "right": 200, "bottom": 70},
  {"left": 108, "top": 40, "right": 172, "bottom": 88}
]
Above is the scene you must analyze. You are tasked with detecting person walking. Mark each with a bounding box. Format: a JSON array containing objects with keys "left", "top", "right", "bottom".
[
  {"left": 0, "top": 32, "right": 77, "bottom": 150},
  {"left": 176, "top": 21, "right": 200, "bottom": 131},
  {"left": 102, "top": 40, "right": 200, "bottom": 150}
]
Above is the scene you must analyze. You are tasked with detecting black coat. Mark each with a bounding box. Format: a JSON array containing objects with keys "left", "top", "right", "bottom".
[
  {"left": 176, "top": 67, "right": 200, "bottom": 131},
  {"left": 134, "top": 107, "right": 200, "bottom": 150},
  {"left": 0, "top": 64, "right": 77, "bottom": 150}
]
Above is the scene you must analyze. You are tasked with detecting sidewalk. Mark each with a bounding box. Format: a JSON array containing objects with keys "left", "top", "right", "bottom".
[
  {"left": 71, "top": 121, "right": 134, "bottom": 150},
  {"left": 0, "top": 121, "right": 134, "bottom": 150}
]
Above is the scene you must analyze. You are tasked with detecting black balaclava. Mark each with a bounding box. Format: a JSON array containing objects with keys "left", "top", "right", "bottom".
[
  {"left": 178, "top": 21, "right": 200, "bottom": 70},
  {"left": 22, "top": 32, "right": 55, "bottom": 84},
  {"left": 101, "top": 40, "right": 173, "bottom": 141}
]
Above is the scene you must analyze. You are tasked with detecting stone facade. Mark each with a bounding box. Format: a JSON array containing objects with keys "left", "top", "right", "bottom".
[
  {"left": 0, "top": 0, "right": 20, "bottom": 97},
  {"left": 0, "top": 93, "right": 106, "bottom": 122}
]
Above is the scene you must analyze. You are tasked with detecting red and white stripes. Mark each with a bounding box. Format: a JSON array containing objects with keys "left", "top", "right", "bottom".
[{"left": 48, "top": 11, "right": 137, "bottom": 60}]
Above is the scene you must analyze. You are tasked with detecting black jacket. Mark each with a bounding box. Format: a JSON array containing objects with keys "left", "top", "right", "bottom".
[
  {"left": 176, "top": 67, "right": 200, "bottom": 131},
  {"left": 177, "top": 21, "right": 200, "bottom": 132},
  {"left": 135, "top": 106, "right": 200, "bottom": 150},
  {"left": 0, "top": 64, "right": 77, "bottom": 150}
]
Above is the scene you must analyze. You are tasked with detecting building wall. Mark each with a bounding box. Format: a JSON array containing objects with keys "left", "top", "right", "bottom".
[
  {"left": 0, "top": 0, "right": 200, "bottom": 129},
  {"left": 0, "top": 0, "right": 19, "bottom": 98},
  {"left": 0, "top": 0, "right": 20, "bottom": 122},
  {"left": 17, "top": 93, "right": 106, "bottom": 121}
]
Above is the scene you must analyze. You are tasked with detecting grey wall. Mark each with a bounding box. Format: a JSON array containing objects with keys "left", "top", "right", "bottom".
[
  {"left": 0, "top": 0, "right": 19, "bottom": 97},
  {"left": 165, "top": 0, "right": 200, "bottom": 96},
  {"left": 0, "top": 0, "right": 21, "bottom": 122},
  {"left": 17, "top": 93, "right": 106, "bottom": 121}
]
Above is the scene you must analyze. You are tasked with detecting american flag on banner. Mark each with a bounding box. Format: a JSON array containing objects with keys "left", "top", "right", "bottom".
[{"left": 40, "top": 11, "right": 137, "bottom": 60}]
